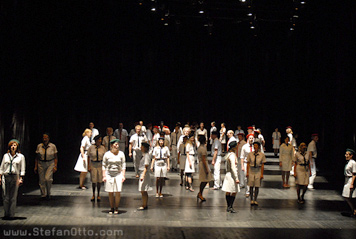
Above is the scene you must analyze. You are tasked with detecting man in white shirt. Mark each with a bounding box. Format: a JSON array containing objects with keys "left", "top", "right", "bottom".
[
  {"left": 129, "top": 125, "right": 148, "bottom": 178},
  {"left": 114, "top": 123, "right": 128, "bottom": 153},
  {"left": 209, "top": 121, "right": 217, "bottom": 154},
  {"left": 272, "top": 128, "right": 281, "bottom": 157},
  {"left": 170, "top": 124, "right": 182, "bottom": 172},
  {"left": 103, "top": 127, "right": 116, "bottom": 151},
  {"left": 211, "top": 131, "right": 222, "bottom": 190},
  {"left": 240, "top": 134, "right": 255, "bottom": 197},
  {"left": 236, "top": 133, "right": 246, "bottom": 188},
  {"left": 89, "top": 122, "right": 99, "bottom": 144},
  {"left": 226, "top": 130, "right": 237, "bottom": 151},
  {"left": 195, "top": 122, "right": 208, "bottom": 148},
  {"left": 146, "top": 123, "right": 153, "bottom": 143},
  {"left": 308, "top": 133, "right": 319, "bottom": 189},
  {"left": 139, "top": 121, "right": 147, "bottom": 134},
  {"left": 234, "top": 125, "right": 244, "bottom": 137}
]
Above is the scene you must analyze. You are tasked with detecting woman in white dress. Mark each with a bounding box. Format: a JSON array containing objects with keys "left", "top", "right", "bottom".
[
  {"left": 138, "top": 142, "right": 152, "bottom": 210},
  {"left": 279, "top": 135, "right": 294, "bottom": 188},
  {"left": 178, "top": 136, "right": 188, "bottom": 186},
  {"left": 293, "top": 142, "right": 310, "bottom": 204},
  {"left": 0, "top": 139, "right": 26, "bottom": 219},
  {"left": 151, "top": 138, "right": 170, "bottom": 198},
  {"left": 185, "top": 133, "right": 196, "bottom": 192},
  {"left": 222, "top": 141, "right": 239, "bottom": 213},
  {"left": 219, "top": 123, "right": 227, "bottom": 153},
  {"left": 74, "top": 129, "right": 92, "bottom": 189},
  {"left": 102, "top": 139, "right": 126, "bottom": 214},
  {"left": 342, "top": 148, "right": 356, "bottom": 217},
  {"left": 197, "top": 136, "right": 213, "bottom": 201}
]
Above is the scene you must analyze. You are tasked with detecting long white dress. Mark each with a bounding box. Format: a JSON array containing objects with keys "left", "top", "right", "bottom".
[
  {"left": 74, "top": 136, "right": 91, "bottom": 172},
  {"left": 185, "top": 143, "right": 195, "bottom": 173}
]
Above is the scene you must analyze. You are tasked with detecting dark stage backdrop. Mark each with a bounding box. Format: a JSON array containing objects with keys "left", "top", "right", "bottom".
[{"left": 0, "top": 1, "right": 355, "bottom": 187}]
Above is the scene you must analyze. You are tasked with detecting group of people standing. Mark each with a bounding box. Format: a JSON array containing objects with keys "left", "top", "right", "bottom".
[{"left": 1, "top": 121, "right": 355, "bottom": 219}]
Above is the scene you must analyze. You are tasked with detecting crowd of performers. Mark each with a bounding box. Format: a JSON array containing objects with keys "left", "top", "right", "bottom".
[{"left": 0, "top": 122, "right": 356, "bottom": 219}]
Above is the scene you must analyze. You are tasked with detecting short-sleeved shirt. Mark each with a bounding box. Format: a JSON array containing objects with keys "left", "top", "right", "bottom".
[
  {"left": 178, "top": 143, "right": 186, "bottom": 155},
  {"left": 293, "top": 151, "right": 310, "bottom": 165},
  {"left": 212, "top": 138, "right": 222, "bottom": 156},
  {"left": 307, "top": 140, "right": 317, "bottom": 158},
  {"left": 241, "top": 143, "right": 255, "bottom": 161},
  {"left": 139, "top": 153, "right": 151, "bottom": 171},
  {"left": 130, "top": 133, "right": 148, "bottom": 150},
  {"left": 90, "top": 128, "right": 99, "bottom": 144},
  {"left": 103, "top": 135, "right": 116, "bottom": 151},
  {"left": 186, "top": 143, "right": 196, "bottom": 155},
  {"left": 81, "top": 136, "right": 92, "bottom": 151},
  {"left": 196, "top": 128, "right": 208, "bottom": 141},
  {"left": 0, "top": 153, "right": 26, "bottom": 176},
  {"left": 88, "top": 145, "right": 106, "bottom": 162},
  {"left": 197, "top": 145, "right": 208, "bottom": 162},
  {"left": 102, "top": 151, "right": 126, "bottom": 173},
  {"left": 344, "top": 159, "right": 356, "bottom": 177},
  {"left": 153, "top": 146, "right": 170, "bottom": 159},
  {"left": 272, "top": 132, "right": 281, "bottom": 140},
  {"left": 227, "top": 136, "right": 237, "bottom": 150},
  {"left": 36, "top": 143, "right": 58, "bottom": 161},
  {"left": 171, "top": 131, "right": 182, "bottom": 146},
  {"left": 247, "top": 151, "right": 266, "bottom": 168},
  {"left": 114, "top": 129, "right": 128, "bottom": 143}
]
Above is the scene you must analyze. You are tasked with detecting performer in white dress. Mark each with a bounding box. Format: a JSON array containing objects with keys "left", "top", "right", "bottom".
[
  {"left": 293, "top": 143, "right": 310, "bottom": 204},
  {"left": 272, "top": 128, "right": 281, "bottom": 156},
  {"left": 185, "top": 133, "right": 196, "bottom": 192},
  {"left": 178, "top": 136, "right": 188, "bottom": 187},
  {"left": 74, "top": 129, "right": 92, "bottom": 189},
  {"left": 137, "top": 142, "right": 152, "bottom": 210},
  {"left": 197, "top": 136, "right": 213, "bottom": 202},
  {"left": 102, "top": 139, "right": 126, "bottom": 214},
  {"left": 0, "top": 139, "right": 25, "bottom": 219},
  {"left": 342, "top": 148, "right": 356, "bottom": 217},
  {"left": 279, "top": 135, "right": 294, "bottom": 188},
  {"left": 222, "top": 141, "right": 240, "bottom": 213},
  {"left": 151, "top": 138, "right": 170, "bottom": 198},
  {"left": 246, "top": 142, "right": 266, "bottom": 206}
]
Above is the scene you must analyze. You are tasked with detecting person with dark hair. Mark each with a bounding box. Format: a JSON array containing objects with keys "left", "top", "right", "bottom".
[
  {"left": 102, "top": 139, "right": 126, "bottom": 214},
  {"left": 293, "top": 143, "right": 310, "bottom": 204},
  {"left": 342, "top": 148, "right": 356, "bottom": 217},
  {"left": 197, "top": 135, "right": 213, "bottom": 201},
  {"left": 195, "top": 122, "right": 208, "bottom": 148},
  {"left": 89, "top": 122, "right": 99, "bottom": 144},
  {"left": 129, "top": 125, "right": 148, "bottom": 178},
  {"left": 88, "top": 135, "right": 105, "bottom": 202},
  {"left": 272, "top": 128, "right": 281, "bottom": 157},
  {"left": 279, "top": 135, "right": 294, "bottom": 188},
  {"left": 240, "top": 134, "right": 255, "bottom": 197},
  {"left": 219, "top": 123, "right": 227, "bottom": 152},
  {"left": 209, "top": 121, "right": 217, "bottom": 148},
  {"left": 170, "top": 124, "right": 182, "bottom": 172},
  {"left": 103, "top": 127, "right": 116, "bottom": 152},
  {"left": 137, "top": 142, "right": 152, "bottom": 210},
  {"left": 151, "top": 137, "right": 170, "bottom": 197},
  {"left": 113, "top": 123, "right": 128, "bottom": 153},
  {"left": 34, "top": 133, "right": 58, "bottom": 200},
  {"left": 237, "top": 133, "right": 246, "bottom": 189},
  {"left": 222, "top": 141, "right": 240, "bottom": 213},
  {"left": 0, "top": 139, "right": 26, "bottom": 219},
  {"left": 185, "top": 133, "right": 196, "bottom": 192},
  {"left": 74, "top": 128, "right": 92, "bottom": 189},
  {"left": 211, "top": 131, "right": 222, "bottom": 190},
  {"left": 308, "top": 133, "right": 319, "bottom": 189},
  {"left": 246, "top": 141, "right": 266, "bottom": 206},
  {"left": 178, "top": 136, "right": 188, "bottom": 186}
]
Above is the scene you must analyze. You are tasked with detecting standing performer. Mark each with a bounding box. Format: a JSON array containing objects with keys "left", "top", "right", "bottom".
[
  {"left": 129, "top": 125, "right": 148, "bottom": 178},
  {"left": 0, "top": 139, "right": 26, "bottom": 220},
  {"left": 234, "top": 126, "right": 244, "bottom": 137},
  {"left": 137, "top": 142, "right": 152, "bottom": 210},
  {"left": 219, "top": 123, "right": 227, "bottom": 152},
  {"left": 246, "top": 141, "right": 266, "bottom": 206},
  {"left": 279, "top": 135, "right": 294, "bottom": 188},
  {"left": 185, "top": 134, "right": 196, "bottom": 192},
  {"left": 226, "top": 130, "right": 237, "bottom": 151},
  {"left": 89, "top": 122, "right": 99, "bottom": 144},
  {"left": 114, "top": 123, "right": 128, "bottom": 153},
  {"left": 170, "top": 124, "right": 182, "bottom": 172},
  {"left": 197, "top": 136, "right": 213, "bottom": 201},
  {"left": 88, "top": 135, "right": 105, "bottom": 202},
  {"left": 103, "top": 127, "right": 116, "bottom": 152},
  {"left": 293, "top": 143, "right": 310, "bottom": 204},
  {"left": 102, "top": 139, "right": 126, "bottom": 214},
  {"left": 34, "top": 133, "right": 58, "bottom": 200},
  {"left": 74, "top": 129, "right": 92, "bottom": 189},
  {"left": 272, "top": 128, "right": 281, "bottom": 157},
  {"left": 237, "top": 133, "right": 246, "bottom": 188},
  {"left": 240, "top": 134, "right": 255, "bottom": 197},
  {"left": 178, "top": 136, "right": 188, "bottom": 186},
  {"left": 151, "top": 126, "right": 160, "bottom": 148},
  {"left": 195, "top": 122, "right": 208, "bottom": 148},
  {"left": 209, "top": 121, "right": 217, "bottom": 151},
  {"left": 342, "top": 148, "right": 356, "bottom": 217},
  {"left": 151, "top": 138, "right": 170, "bottom": 197},
  {"left": 222, "top": 141, "right": 240, "bottom": 213},
  {"left": 146, "top": 124, "right": 153, "bottom": 144},
  {"left": 308, "top": 133, "right": 319, "bottom": 189},
  {"left": 211, "top": 131, "right": 222, "bottom": 190}
]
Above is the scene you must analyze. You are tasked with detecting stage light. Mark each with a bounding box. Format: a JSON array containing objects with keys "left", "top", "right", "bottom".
[
  {"left": 247, "top": 13, "right": 253, "bottom": 16},
  {"left": 250, "top": 26, "right": 255, "bottom": 29},
  {"left": 151, "top": 7, "right": 156, "bottom": 11},
  {"left": 293, "top": 15, "right": 299, "bottom": 18},
  {"left": 240, "top": 0, "right": 246, "bottom": 2},
  {"left": 199, "top": 10, "right": 204, "bottom": 14},
  {"left": 290, "top": 27, "right": 294, "bottom": 31},
  {"left": 301, "top": 1, "right": 306, "bottom": 4}
]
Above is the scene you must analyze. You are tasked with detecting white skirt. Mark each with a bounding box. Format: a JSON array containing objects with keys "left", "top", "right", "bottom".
[
  {"left": 222, "top": 172, "right": 239, "bottom": 193},
  {"left": 273, "top": 140, "right": 280, "bottom": 149},
  {"left": 138, "top": 170, "right": 152, "bottom": 191},
  {"left": 74, "top": 153, "right": 88, "bottom": 172},
  {"left": 154, "top": 160, "right": 167, "bottom": 178},
  {"left": 105, "top": 172, "right": 123, "bottom": 192},
  {"left": 342, "top": 176, "right": 356, "bottom": 198},
  {"left": 185, "top": 155, "right": 195, "bottom": 173}
]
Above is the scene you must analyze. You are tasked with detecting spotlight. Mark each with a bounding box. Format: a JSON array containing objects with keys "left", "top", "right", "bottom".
[
  {"left": 290, "top": 27, "right": 294, "bottom": 31},
  {"left": 247, "top": 13, "right": 253, "bottom": 16},
  {"left": 199, "top": 10, "right": 204, "bottom": 14},
  {"left": 151, "top": 7, "right": 156, "bottom": 11},
  {"left": 250, "top": 26, "right": 255, "bottom": 29},
  {"left": 240, "top": 0, "right": 246, "bottom": 2},
  {"left": 301, "top": 1, "right": 306, "bottom": 4}
]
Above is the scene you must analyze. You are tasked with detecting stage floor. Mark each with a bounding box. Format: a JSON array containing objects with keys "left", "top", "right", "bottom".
[{"left": 0, "top": 153, "right": 355, "bottom": 238}]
